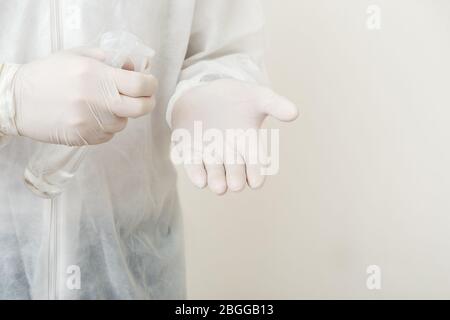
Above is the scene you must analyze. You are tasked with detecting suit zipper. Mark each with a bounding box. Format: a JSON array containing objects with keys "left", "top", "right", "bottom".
[
  {"left": 50, "top": 0, "right": 64, "bottom": 52},
  {"left": 47, "top": 198, "right": 60, "bottom": 300},
  {"left": 48, "top": 0, "right": 63, "bottom": 300}
]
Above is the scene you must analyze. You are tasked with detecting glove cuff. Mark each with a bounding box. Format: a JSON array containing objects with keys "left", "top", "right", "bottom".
[{"left": 0, "top": 63, "right": 20, "bottom": 138}]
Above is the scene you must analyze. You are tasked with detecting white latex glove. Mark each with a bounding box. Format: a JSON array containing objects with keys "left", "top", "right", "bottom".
[
  {"left": 3, "top": 48, "right": 157, "bottom": 146},
  {"left": 171, "top": 79, "right": 299, "bottom": 195}
]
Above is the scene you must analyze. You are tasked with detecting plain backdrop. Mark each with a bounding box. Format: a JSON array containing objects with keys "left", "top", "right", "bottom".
[{"left": 178, "top": 0, "right": 450, "bottom": 299}]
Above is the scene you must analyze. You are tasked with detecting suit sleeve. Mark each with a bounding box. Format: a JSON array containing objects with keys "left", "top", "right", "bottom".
[{"left": 166, "top": 0, "right": 269, "bottom": 127}]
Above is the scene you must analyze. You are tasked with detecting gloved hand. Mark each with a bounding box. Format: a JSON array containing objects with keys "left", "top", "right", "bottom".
[
  {"left": 171, "top": 79, "right": 299, "bottom": 195},
  {"left": 3, "top": 48, "right": 157, "bottom": 146}
]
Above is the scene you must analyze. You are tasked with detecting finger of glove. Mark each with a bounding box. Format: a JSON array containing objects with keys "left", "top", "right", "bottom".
[
  {"left": 111, "top": 95, "right": 156, "bottom": 119},
  {"left": 101, "top": 117, "right": 128, "bottom": 134},
  {"left": 69, "top": 47, "right": 152, "bottom": 73},
  {"left": 204, "top": 154, "right": 227, "bottom": 195},
  {"left": 239, "top": 139, "right": 266, "bottom": 189},
  {"left": 224, "top": 147, "right": 246, "bottom": 192},
  {"left": 121, "top": 56, "right": 151, "bottom": 72},
  {"left": 185, "top": 162, "right": 207, "bottom": 189},
  {"left": 245, "top": 162, "right": 266, "bottom": 189},
  {"left": 262, "top": 91, "right": 299, "bottom": 122},
  {"left": 183, "top": 148, "right": 207, "bottom": 189},
  {"left": 112, "top": 68, "right": 158, "bottom": 98}
]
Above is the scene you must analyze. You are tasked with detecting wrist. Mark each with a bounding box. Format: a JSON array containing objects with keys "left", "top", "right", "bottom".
[{"left": 0, "top": 63, "right": 21, "bottom": 137}]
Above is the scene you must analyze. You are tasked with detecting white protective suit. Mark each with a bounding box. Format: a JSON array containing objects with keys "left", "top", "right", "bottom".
[{"left": 0, "top": 0, "right": 268, "bottom": 299}]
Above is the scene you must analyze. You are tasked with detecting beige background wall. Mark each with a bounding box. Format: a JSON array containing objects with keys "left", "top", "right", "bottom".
[{"left": 178, "top": 0, "right": 450, "bottom": 299}]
